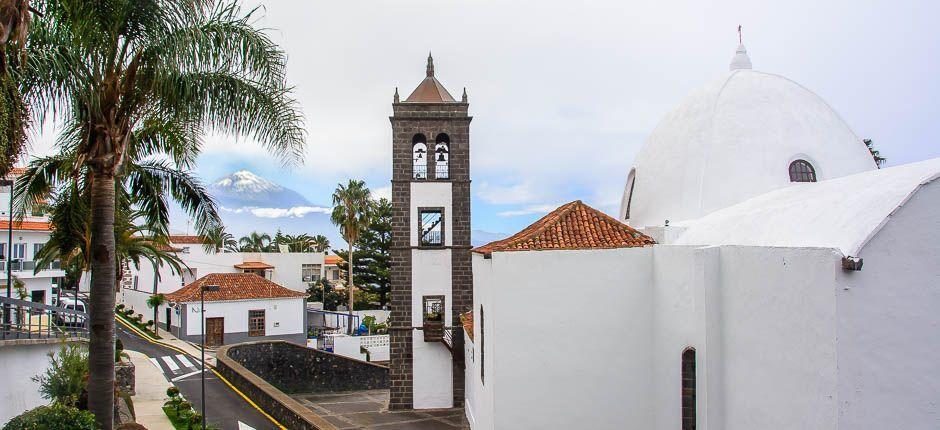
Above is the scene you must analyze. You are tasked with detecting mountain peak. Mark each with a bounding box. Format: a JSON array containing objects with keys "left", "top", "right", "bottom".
[{"left": 213, "top": 170, "right": 284, "bottom": 194}]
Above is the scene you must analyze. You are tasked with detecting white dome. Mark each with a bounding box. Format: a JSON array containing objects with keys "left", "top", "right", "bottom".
[{"left": 621, "top": 59, "right": 877, "bottom": 228}]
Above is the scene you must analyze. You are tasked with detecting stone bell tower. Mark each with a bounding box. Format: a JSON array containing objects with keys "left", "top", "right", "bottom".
[{"left": 388, "top": 54, "right": 472, "bottom": 410}]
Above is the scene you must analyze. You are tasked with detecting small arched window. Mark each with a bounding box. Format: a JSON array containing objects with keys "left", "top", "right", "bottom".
[
  {"left": 435, "top": 133, "right": 450, "bottom": 179},
  {"left": 681, "top": 348, "right": 696, "bottom": 430},
  {"left": 412, "top": 134, "right": 428, "bottom": 179},
  {"left": 789, "top": 159, "right": 816, "bottom": 183}
]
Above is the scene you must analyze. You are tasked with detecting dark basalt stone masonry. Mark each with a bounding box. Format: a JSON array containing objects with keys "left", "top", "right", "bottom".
[{"left": 389, "top": 85, "right": 473, "bottom": 409}]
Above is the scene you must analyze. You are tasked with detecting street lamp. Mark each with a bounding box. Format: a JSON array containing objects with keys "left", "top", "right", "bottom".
[
  {"left": 200, "top": 284, "right": 219, "bottom": 430},
  {"left": 1, "top": 178, "right": 13, "bottom": 328}
]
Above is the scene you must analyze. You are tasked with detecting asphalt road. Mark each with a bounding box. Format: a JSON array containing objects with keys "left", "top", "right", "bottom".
[{"left": 116, "top": 322, "right": 279, "bottom": 430}]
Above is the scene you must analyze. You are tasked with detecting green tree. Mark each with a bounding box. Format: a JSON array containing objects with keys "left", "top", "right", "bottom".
[
  {"left": 0, "top": 0, "right": 33, "bottom": 177},
  {"left": 21, "top": 1, "right": 305, "bottom": 425},
  {"left": 311, "top": 234, "right": 330, "bottom": 253},
  {"left": 3, "top": 404, "right": 96, "bottom": 430},
  {"left": 146, "top": 293, "right": 166, "bottom": 333},
  {"left": 203, "top": 225, "right": 237, "bottom": 254},
  {"left": 32, "top": 343, "right": 89, "bottom": 407},
  {"left": 330, "top": 180, "right": 372, "bottom": 332},
  {"left": 334, "top": 197, "right": 390, "bottom": 306},
  {"left": 238, "top": 231, "right": 272, "bottom": 252}
]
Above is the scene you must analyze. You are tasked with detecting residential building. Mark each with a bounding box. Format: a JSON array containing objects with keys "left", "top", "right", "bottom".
[
  {"left": 161, "top": 272, "right": 307, "bottom": 346},
  {"left": 323, "top": 255, "right": 345, "bottom": 288}
]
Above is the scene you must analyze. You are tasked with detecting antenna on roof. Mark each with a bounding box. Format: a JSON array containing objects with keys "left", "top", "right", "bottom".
[{"left": 738, "top": 25, "right": 743, "bottom": 44}]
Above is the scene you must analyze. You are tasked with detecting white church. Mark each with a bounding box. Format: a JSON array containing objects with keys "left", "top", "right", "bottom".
[{"left": 461, "top": 40, "right": 940, "bottom": 429}]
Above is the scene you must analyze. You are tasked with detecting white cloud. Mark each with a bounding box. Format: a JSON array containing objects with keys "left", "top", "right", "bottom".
[
  {"left": 476, "top": 181, "right": 543, "bottom": 205},
  {"left": 497, "top": 204, "right": 561, "bottom": 217},
  {"left": 220, "top": 205, "right": 332, "bottom": 219},
  {"left": 371, "top": 185, "right": 392, "bottom": 201}
]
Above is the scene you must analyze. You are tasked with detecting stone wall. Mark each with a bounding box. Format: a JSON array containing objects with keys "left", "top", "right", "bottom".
[{"left": 115, "top": 360, "right": 135, "bottom": 396}]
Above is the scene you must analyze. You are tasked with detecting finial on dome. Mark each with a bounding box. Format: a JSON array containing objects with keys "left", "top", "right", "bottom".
[
  {"left": 461, "top": 87, "right": 467, "bottom": 102},
  {"left": 394, "top": 87, "right": 400, "bottom": 103},
  {"left": 427, "top": 52, "right": 434, "bottom": 77},
  {"left": 729, "top": 25, "right": 752, "bottom": 71}
]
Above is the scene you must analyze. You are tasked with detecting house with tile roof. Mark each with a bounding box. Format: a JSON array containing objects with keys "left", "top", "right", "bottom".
[
  {"left": 459, "top": 40, "right": 940, "bottom": 430},
  {"left": 161, "top": 273, "right": 307, "bottom": 346}
]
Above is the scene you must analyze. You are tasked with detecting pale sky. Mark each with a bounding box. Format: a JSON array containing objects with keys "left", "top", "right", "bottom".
[{"left": 27, "top": 0, "right": 940, "bottom": 238}]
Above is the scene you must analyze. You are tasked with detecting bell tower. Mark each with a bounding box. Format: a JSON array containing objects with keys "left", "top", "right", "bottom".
[{"left": 389, "top": 54, "right": 472, "bottom": 410}]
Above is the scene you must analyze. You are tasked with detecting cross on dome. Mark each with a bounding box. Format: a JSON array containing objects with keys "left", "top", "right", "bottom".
[{"left": 730, "top": 25, "right": 753, "bottom": 71}]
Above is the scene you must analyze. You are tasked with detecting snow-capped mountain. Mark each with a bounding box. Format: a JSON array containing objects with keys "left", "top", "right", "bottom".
[{"left": 210, "top": 170, "right": 311, "bottom": 208}]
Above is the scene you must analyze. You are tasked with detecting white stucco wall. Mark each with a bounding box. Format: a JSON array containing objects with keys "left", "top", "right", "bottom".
[
  {"left": 182, "top": 297, "right": 305, "bottom": 338},
  {"left": 410, "top": 182, "right": 453, "bottom": 247},
  {"left": 411, "top": 248, "right": 453, "bottom": 408},
  {"left": 0, "top": 341, "right": 82, "bottom": 424},
  {"left": 835, "top": 179, "right": 940, "bottom": 430}
]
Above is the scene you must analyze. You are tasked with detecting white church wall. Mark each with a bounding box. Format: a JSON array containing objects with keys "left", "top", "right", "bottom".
[
  {"left": 482, "top": 247, "right": 655, "bottom": 430},
  {"left": 717, "top": 246, "right": 841, "bottom": 430},
  {"left": 467, "top": 252, "right": 494, "bottom": 429},
  {"left": 411, "top": 248, "right": 453, "bottom": 409},
  {"left": 410, "top": 182, "right": 453, "bottom": 247},
  {"left": 835, "top": 179, "right": 940, "bottom": 430}
]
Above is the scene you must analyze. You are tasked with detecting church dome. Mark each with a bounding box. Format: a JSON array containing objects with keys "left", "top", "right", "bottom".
[{"left": 620, "top": 43, "right": 877, "bottom": 228}]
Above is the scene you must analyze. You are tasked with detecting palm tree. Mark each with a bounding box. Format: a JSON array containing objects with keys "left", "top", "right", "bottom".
[
  {"left": 146, "top": 293, "right": 166, "bottom": 333},
  {"left": 203, "top": 225, "right": 237, "bottom": 254},
  {"left": 20, "top": 1, "right": 304, "bottom": 425},
  {"left": 311, "top": 234, "right": 330, "bottom": 253},
  {"left": 0, "top": 0, "right": 33, "bottom": 176},
  {"left": 239, "top": 231, "right": 272, "bottom": 252},
  {"left": 331, "top": 180, "right": 371, "bottom": 333}
]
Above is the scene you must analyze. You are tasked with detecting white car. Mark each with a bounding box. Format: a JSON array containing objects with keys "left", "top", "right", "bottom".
[{"left": 53, "top": 298, "right": 87, "bottom": 327}]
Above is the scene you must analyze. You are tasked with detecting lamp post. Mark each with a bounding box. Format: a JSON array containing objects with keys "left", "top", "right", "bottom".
[
  {"left": 1, "top": 178, "right": 13, "bottom": 328},
  {"left": 200, "top": 284, "right": 219, "bottom": 430}
]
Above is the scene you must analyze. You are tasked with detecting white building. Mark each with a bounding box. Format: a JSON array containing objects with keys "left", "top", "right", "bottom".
[
  {"left": 463, "top": 41, "right": 940, "bottom": 430},
  {"left": 162, "top": 272, "right": 307, "bottom": 346},
  {"left": 120, "top": 234, "right": 327, "bottom": 326},
  {"left": 0, "top": 168, "right": 65, "bottom": 305}
]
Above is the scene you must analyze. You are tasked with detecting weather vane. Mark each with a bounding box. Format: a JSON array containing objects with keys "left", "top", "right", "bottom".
[{"left": 738, "top": 25, "right": 743, "bottom": 44}]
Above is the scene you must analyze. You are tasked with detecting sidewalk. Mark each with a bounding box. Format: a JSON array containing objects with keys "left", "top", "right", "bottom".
[{"left": 126, "top": 350, "right": 174, "bottom": 430}]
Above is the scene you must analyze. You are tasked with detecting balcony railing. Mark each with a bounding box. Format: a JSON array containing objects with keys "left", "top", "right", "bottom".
[
  {"left": 0, "top": 296, "right": 88, "bottom": 341},
  {"left": 413, "top": 164, "right": 427, "bottom": 180},
  {"left": 435, "top": 163, "right": 449, "bottom": 179},
  {"left": 0, "top": 260, "right": 61, "bottom": 272}
]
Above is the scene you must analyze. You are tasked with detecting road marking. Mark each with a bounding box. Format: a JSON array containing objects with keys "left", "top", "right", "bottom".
[
  {"left": 149, "top": 358, "right": 161, "bottom": 369},
  {"left": 176, "top": 354, "right": 196, "bottom": 369},
  {"left": 171, "top": 369, "right": 205, "bottom": 382},
  {"left": 115, "top": 316, "right": 287, "bottom": 430},
  {"left": 161, "top": 355, "right": 180, "bottom": 372},
  {"left": 238, "top": 422, "right": 256, "bottom": 430}
]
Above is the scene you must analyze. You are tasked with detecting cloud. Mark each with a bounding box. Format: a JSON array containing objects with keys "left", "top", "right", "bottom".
[
  {"left": 220, "top": 205, "right": 332, "bottom": 219},
  {"left": 476, "top": 181, "right": 543, "bottom": 205},
  {"left": 371, "top": 185, "right": 392, "bottom": 201},
  {"left": 497, "top": 204, "right": 561, "bottom": 217}
]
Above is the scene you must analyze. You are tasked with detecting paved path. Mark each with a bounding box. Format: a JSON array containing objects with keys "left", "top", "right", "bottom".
[
  {"left": 117, "top": 321, "right": 279, "bottom": 430},
  {"left": 125, "top": 350, "right": 174, "bottom": 430},
  {"left": 295, "top": 389, "right": 468, "bottom": 429}
]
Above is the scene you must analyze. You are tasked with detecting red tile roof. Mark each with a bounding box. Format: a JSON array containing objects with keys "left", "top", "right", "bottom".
[
  {"left": 0, "top": 220, "right": 52, "bottom": 231},
  {"left": 460, "top": 311, "right": 473, "bottom": 342},
  {"left": 403, "top": 55, "right": 457, "bottom": 103},
  {"left": 164, "top": 273, "right": 305, "bottom": 303},
  {"left": 474, "top": 200, "right": 655, "bottom": 253},
  {"left": 324, "top": 255, "right": 344, "bottom": 265},
  {"left": 7, "top": 167, "right": 27, "bottom": 176},
  {"left": 234, "top": 261, "right": 274, "bottom": 270},
  {"left": 168, "top": 235, "right": 207, "bottom": 244}
]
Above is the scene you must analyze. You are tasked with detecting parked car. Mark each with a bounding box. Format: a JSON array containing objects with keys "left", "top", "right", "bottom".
[{"left": 53, "top": 298, "right": 86, "bottom": 327}]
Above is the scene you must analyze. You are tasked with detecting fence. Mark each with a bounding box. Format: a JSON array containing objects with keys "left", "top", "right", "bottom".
[{"left": 0, "top": 296, "right": 88, "bottom": 341}]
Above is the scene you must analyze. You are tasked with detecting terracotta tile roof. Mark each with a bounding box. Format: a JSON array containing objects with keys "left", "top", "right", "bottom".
[
  {"left": 403, "top": 55, "right": 457, "bottom": 103},
  {"left": 474, "top": 200, "right": 655, "bottom": 253},
  {"left": 7, "top": 167, "right": 27, "bottom": 176},
  {"left": 0, "top": 220, "right": 52, "bottom": 231},
  {"left": 168, "top": 235, "right": 207, "bottom": 244},
  {"left": 460, "top": 311, "right": 473, "bottom": 342},
  {"left": 164, "top": 273, "right": 305, "bottom": 303},
  {"left": 324, "top": 255, "right": 343, "bottom": 265},
  {"left": 234, "top": 261, "right": 274, "bottom": 270},
  {"left": 156, "top": 244, "right": 185, "bottom": 252}
]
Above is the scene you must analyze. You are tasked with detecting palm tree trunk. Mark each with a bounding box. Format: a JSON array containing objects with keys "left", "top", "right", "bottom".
[
  {"left": 87, "top": 172, "right": 116, "bottom": 429},
  {"left": 347, "top": 243, "right": 354, "bottom": 334}
]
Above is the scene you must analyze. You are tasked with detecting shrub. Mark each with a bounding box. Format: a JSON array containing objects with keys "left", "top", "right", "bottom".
[
  {"left": 115, "top": 338, "right": 125, "bottom": 363},
  {"left": 134, "top": 313, "right": 144, "bottom": 322},
  {"left": 146, "top": 319, "right": 154, "bottom": 327},
  {"left": 167, "top": 386, "right": 180, "bottom": 398},
  {"left": 116, "top": 304, "right": 125, "bottom": 311},
  {"left": 31, "top": 343, "right": 88, "bottom": 407},
  {"left": 2, "top": 404, "right": 95, "bottom": 430}
]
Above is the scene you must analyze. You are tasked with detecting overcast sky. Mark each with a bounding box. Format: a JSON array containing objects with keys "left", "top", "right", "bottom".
[{"left": 28, "top": 0, "right": 940, "bottom": 238}]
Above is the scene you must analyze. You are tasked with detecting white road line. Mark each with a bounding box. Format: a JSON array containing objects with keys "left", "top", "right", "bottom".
[
  {"left": 238, "top": 421, "right": 256, "bottom": 430},
  {"left": 149, "top": 357, "right": 161, "bottom": 369},
  {"left": 176, "top": 354, "right": 196, "bottom": 369},
  {"left": 161, "top": 355, "right": 180, "bottom": 372},
  {"left": 170, "top": 369, "right": 204, "bottom": 382}
]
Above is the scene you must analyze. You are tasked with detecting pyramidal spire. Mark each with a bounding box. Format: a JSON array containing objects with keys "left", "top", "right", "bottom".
[
  {"left": 729, "top": 25, "right": 753, "bottom": 71},
  {"left": 426, "top": 52, "right": 435, "bottom": 77}
]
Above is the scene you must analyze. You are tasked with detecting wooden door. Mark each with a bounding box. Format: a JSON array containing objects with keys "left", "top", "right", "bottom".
[{"left": 206, "top": 317, "right": 224, "bottom": 347}]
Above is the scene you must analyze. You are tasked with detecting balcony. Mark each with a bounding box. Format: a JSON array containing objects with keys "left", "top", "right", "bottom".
[
  {"left": 0, "top": 260, "right": 61, "bottom": 272},
  {"left": 0, "top": 296, "right": 88, "bottom": 341}
]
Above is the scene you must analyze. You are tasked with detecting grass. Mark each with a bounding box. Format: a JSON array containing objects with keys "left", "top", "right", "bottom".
[{"left": 163, "top": 403, "right": 220, "bottom": 430}]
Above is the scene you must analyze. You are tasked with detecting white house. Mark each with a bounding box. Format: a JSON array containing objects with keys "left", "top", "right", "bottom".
[
  {"left": 162, "top": 272, "right": 307, "bottom": 346},
  {"left": 120, "top": 234, "right": 327, "bottom": 326},
  {"left": 0, "top": 168, "right": 66, "bottom": 305},
  {"left": 463, "top": 40, "right": 940, "bottom": 430}
]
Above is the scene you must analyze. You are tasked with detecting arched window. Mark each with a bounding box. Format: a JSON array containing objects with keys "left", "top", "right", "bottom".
[
  {"left": 412, "top": 134, "right": 428, "bottom": 179},
  {"left": 681, "top": 348, "right": 696, "bottom": 430},
  {"left": 435, "top": 133, "right": 450, "bottom": 179},
  {"left": 789, "top": 159, "right": 816, "bottom": 182}
]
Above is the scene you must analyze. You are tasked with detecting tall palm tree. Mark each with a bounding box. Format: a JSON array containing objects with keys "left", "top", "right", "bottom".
[
  {"left": 331, "top": 180, "right": 371, "bottom": 333},
  {"left": 311, "top": 234, "right": 330, "bottom": 253},
  {"left": 238, "top": 231, "right": 272, "bottom": 252},
  {"left": 0, "top": 0, "right": 33, "bottom": 175},
  {"left": 146, "top": 293, "right": 165, "bottom": 332},
  {"left": 203, "top": 225, "right": 237, "bottom": 254},
  {"left": 20, "top": 1, "right": 304, "bottom": 425}
]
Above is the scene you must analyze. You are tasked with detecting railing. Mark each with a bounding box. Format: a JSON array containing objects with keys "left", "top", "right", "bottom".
[
  {"left": 0, "top": 296, "right": 88, "bottom": 341},
  {"left": 420, "top": 231, "right": 443, "bottom": 246},
  {"left": 0, "top": 260, "right": 60, "bottom": 272},
  {"left": 435, "top": 163, "right": 449, "bottom": 179},
  {"left": 413, "top": 164, "right": 427, "bottom": 179}
]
